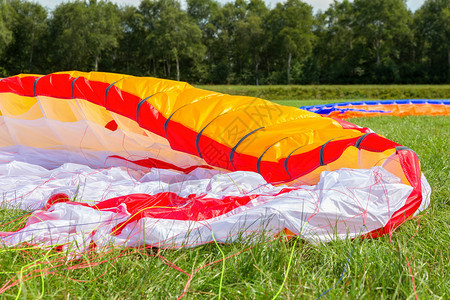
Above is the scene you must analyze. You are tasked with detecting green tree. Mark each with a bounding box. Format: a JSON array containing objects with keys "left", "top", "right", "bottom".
[
  {"left": 114, "top": 5, "right": 146, "bottom": 75},
  {"left": 49, "top": 0, "right": 121, "bottom": 72},
  {"left": 0, "top": 1, "right": 12, "bottom": 59},
  {"left": 140, "top": 0, "right": 205, "bottom": 81},
  {"left": 187, "top": 0, "right": 219, "bottom": 29},
  {"left": 267, "top": 0, "right": 314, "bottom": 84},
  {"left": 214, "top": 0, "right": 247, "bottom": 83},
  {"left": 309, "top": 0, "right": 359, "bottom": 83},
  {"left": 353, "top": 0, "right": 413, "bottom": 82},
  {"left": 234, "top": 0, "right": 269, "bottom": 84},
  {"left": 187, "top": 0, "right": 221, "bottom": 82},
  {"left": 0, "top": 0, "right": 47, "bottom": 75},
  {"left": 414, "top": 0, "right": 450, "bottom": 82}
]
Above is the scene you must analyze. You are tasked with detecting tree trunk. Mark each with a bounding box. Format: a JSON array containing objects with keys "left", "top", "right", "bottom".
[
  {"left": 29, "top": 31, "right": 34, "bottom": 72},
  {"left": 448, "top": 49, "right": 450, "bottom": 72},
  {"left": 255, "top": 60, "right": 259, "bottom": 86},
  {"left": 287, "top": 52, "right": 292, "bottom": 85},
  {"left": 167, "top": 59, "right": 171, "bottom": 78},
  {"left": 375, "top": 39, "right": 381, "bottom": 67},
  {"left": 176, "top": 55, "right": 180, "bottom": 81},
  {"left": 163, "top": 59, "right": 167, "bottom": 77},
  {"left": 94, "top": 56, "right": 98, "bottom": 72}
]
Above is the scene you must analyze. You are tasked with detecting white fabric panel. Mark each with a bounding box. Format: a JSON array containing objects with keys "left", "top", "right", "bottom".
[
  {"left": 416, "top": 173, "right": 431, "bottom": 215},
  {"left": 113, "top": 167, "right": 416, "bottom": 247},
  {"left": 0, "top": 157, "right": 224, "bottom": 211},
  {"left": 0, "top": 154, "right": 431, "bottom": 251},
  {"left": 0, "top": 116, "right": 207, "bottom": 169}
]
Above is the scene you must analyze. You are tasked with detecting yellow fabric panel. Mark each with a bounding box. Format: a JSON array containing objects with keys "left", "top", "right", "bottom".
[
  {"left": 289, "top": 147, "right": 398, "bottom": 186},
  {"left": 74, "top": 99, "right": 114, "bottom": 127},
  {"left": 5, "top": 103, "right": 43, "bottom": 120},
  {"left": 199, "top": 114, "right": 360, "bottom": 159},
  {"left": 56, "top": 71, "right": 126, "bottom": 86},
  {"left": 295, "top": 166, "right": 328, "bottom": 185},
  {"left": 37, "top": 96, "right": 81, "bottom": 122},
  {"left": 169, "top": 95, "right": 322, "bottom": 147},
  {"left": 162, "top": 87, "right": 222, "bottom": 120},
  {"left": 5, "top": 118, "right": 63, "bottom": 148},
  {"left": 118, "top": 76, "right": 191, "bottom": 104},
  {"left": 111, "top": 112, "right": 146, "bottom": 136},
  {"left": 56, "top": 71, "right": 193, "bottom": 115},
  {"left": 144, "top": 90, "right": 183, "bottom": 117},
  {"left": 167, "top": 94, "right": 245, "bottom": 129},
  {"left": 238, "top": 127, "right": 364, "bottom": 161},
  {"left": 0, "top": 117, "right": 14, "bottom": 146},
  {"left": 0, "top": 93, "right": 38, "bottom": 117},
  {"left": 138, "top": 87, "right": 213, "bottom": 119},
  {"left": 381, "top": 151, "right": 410, "bottom": 185},
  {"left": 16, "top": 73, "right": 42, "bottom": 78},
  {"left": 170, "top": 94, "right": 319, "bottom": 130},
  {"left": 358, "top": 148, "right": 396, "bottom": 169},
  {"left": 325, "top": 147, "right": 360, "bottom": 171}
]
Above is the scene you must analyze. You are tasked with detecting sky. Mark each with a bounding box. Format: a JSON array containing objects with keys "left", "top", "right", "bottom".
[{"left": 36, "top": 0, "right": 426, "bottom": 13}]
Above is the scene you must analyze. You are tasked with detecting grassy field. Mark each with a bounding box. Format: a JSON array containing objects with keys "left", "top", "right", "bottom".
[
  {"left": 0, "top": 99, "right": 448, "bottom": 299},
  {"left": 196, "top": 84, "right": 450, "bottom": 100}
]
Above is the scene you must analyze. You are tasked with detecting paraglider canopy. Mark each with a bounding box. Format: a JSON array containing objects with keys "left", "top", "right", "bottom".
[{"left": 0, "top": 72, "right": 430, "bottom": 250}]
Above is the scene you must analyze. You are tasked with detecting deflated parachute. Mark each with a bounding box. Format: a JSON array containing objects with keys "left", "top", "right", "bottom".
[
  {"left": 0, "top": 72, "right": 430, "bottom": 250},
  {"left": 301, "top": 99, "right": 450, "bottom": 119}
]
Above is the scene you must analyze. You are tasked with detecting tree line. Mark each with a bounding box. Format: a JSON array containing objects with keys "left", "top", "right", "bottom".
[{"left": 0, "top": 0, "right": 448, "bottom": 84}]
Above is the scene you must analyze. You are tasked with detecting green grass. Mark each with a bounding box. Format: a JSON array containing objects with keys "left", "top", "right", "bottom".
[
  {"left": 272, "top": 99, "right": 352, "bottom": 107},
  {"left": 0, "top": 101, "right": 448, "bottom": 299},
  {"left": 195, "top": 84, "right": 450, "bottom": 100}
]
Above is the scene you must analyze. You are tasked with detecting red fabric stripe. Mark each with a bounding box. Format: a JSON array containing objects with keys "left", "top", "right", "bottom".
[
  {"left": 43, "top": 186, "right": 300, "bottom": 230},
  {"left": 34, "top": 74, "right": 73, "bottom": 98},
  {"left": 105, "top": 120, "right": 118, "bottom": 131},
  {"left": 105, "top": 83, "right": 140, "bottom": 119},
  {"left": 322, "top": 137, "right": 360, "bottom": 165},
  {"left": 383, "top": 150, "right": 422, "bottom": 233},
  {"left": 331, "top": 117, "right": 371, "bottom": 133},
  {"left": 0, "top": 75, "right": 39, "bottom": 96},
  {"left": 137, "top": 99, "right": 166, "bottom": 137},
  {"left": 287, "top": 147, "right": 322, "bottom": 179},
  {"left": 98, "top": 192, "right": 258, "bottom": 235},
  {"left": 363, "top": 149, "right": 423, "bottom": 239},
  {"left": 258, "top": 160, "right": 291, "bottom": 183},
  {"left": 108, "top": 155, "right": 213, "bottom": 174},
  {"left": 358, "top": 133, "right": 399, "bottom": 152},
  {"left": 197, "top": 133, "right": 233, "bottom": 170},
  {"left": 73, "top": 77, "right": 110, "bottom": 106},
  {"left": 166, "top": 118, "right": 202, "bottom": 156}
]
